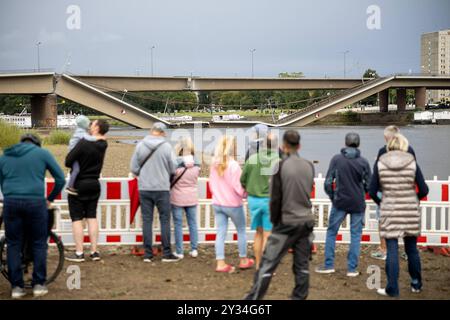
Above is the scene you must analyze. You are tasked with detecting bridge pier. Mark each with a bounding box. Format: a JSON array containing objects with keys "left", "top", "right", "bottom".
[
  {"left": 378, "top": 89, "right": 389, "bottom": 112},
  {"left": 396, "top": 88, "right": 406, "bottom": 112},
  {"left": 31, "top": 94, "right": 57, "bottom": 128},
  {"left": 415, "top": 87, "right": 426, "bottom": 110}
]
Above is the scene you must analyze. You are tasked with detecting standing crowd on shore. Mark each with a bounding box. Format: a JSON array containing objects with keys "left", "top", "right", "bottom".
[{"left": 0, "top": 115, "right": 430, "bottom": 299}]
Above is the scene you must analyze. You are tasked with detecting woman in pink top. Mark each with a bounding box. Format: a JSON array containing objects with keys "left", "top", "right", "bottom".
[
  {"left": 209, "top": 136, "right": 254, "bottom": 273},
  {"left": 171, "top": 137, "right": 200, "bottom": 259}
]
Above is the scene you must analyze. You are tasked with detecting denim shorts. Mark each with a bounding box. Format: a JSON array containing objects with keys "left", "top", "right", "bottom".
[{"left": 247, "top": 195, "right": 272, "bottom": 231}]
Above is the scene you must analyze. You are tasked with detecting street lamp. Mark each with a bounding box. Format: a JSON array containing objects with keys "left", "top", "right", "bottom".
[
  {"left": 340, "top": 50, "right": 349, "bottom": 78},
  {"left": 250, "top": 49, "right": 256, "bottom": 78},
  {"left": 36, "top": 41, "right": 42, "bottom": 72},
  {"left": 150, "top": 45, "right": 155, "bottom": 76}
]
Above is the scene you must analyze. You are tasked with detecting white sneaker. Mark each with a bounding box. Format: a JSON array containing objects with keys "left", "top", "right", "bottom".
[
  {"left": 346, "top": 271, "right": 360, "bottom": 277},
  {"left": 411, "top": 287, "right": 422, "bottom": 293},
  {"left": 377, "top": 288, "right": 388, "bottom": 296},
  {"left": 11, "top": 287, "right": 26, "bottom": 299},
  {"left": 189, "top": 250, "right": 198, "bottom": 258},
  {"left": 33, "top": 284, "right": 48, "bottom": 298},
  {"left": 173, "top": 252, "right": 184, "bottom": 259}
]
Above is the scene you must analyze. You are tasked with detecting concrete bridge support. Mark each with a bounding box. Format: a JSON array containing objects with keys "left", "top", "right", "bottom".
[
  {"left": 31, "top": 93, "right": 57, "bottom": 128},
  {"left": 415, "top": 87, "right": 426, "bottom": 110},
  {"left": 379, "top": 89, "right": 389, "bottom": 112},
  {"left": 396, "top": 88, "right": 406, "bottom": 112}
]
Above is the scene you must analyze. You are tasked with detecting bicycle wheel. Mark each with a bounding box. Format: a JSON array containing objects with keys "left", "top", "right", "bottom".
[{"left": 0, "top": 231, "right": 65, "bottom": 288}]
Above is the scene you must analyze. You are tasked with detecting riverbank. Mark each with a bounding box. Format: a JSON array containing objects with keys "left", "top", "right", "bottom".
[
  {"left": 90, "top": 111, "right": 416, "bottom": 127},
  {"left": 0, "top": 244, "right": 449, "bottom": 300}
]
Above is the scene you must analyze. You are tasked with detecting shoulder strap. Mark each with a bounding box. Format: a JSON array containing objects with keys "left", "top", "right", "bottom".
[
  {"left": 136, "top": 141, "right": 166, "bottom": 175},
  {"left": 170, "top": 167, "right": 188, "bottom": 189}
]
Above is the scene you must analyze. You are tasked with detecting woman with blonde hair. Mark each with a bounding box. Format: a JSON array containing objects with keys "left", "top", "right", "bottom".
[
  {"left": 369, "top": 133, "right": 429, "bottom": 297},
  {"left": 209, "top": 136, "right": 254, "bottom": 273},
  {"left": 170, "top": 136, "right": 200, "bottom": 259}
]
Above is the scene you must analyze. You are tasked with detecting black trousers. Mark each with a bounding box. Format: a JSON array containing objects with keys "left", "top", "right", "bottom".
[{"left": 245, "top": 220, "right": 314, "bottom": 300}]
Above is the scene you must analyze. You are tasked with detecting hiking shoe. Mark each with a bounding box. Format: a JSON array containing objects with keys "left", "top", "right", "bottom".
[
  {"left": 173, "top": 252, "right": 184, "bottom": 259},
  {"left": 65, "top": 252, "right": 85, "bottom": 262},
  {"left": 371, "top": 250, "right": 387, "bottom": 261},
  {"left": 66, "top": 187, "right": 78, "bottom": 196},
  {"left": 401, "top": 252, "right": 408, "bottom": 261},
  {"left": 11, "top": 287, "right": 26, "bottom": 299},
  {"left": 90, "top": 252, "right": 101, "bottom": 261},
  {"left": 189, "top": 250, "right": 198, "bottom": 258},
  {"left": 162, "top": 254, "right": 181, "bottom": 262},
  {"left": 346, "top": 271, "right": 360, "bottom": 277},
  {"left": 143, "top": 257, "right": 153, "bottom": 263},
  {"left": 315, "top": 266, "right": 335, "bottom": 274},
  {"left": 33, "top": 284, "right": 48, "bottom": 298}
]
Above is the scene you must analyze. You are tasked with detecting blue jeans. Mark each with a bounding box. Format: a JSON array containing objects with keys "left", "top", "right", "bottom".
[
  {"left": 324, "top": 207, "right": 364, "bottom": 272},
  {"left": 139, "top": 191, "right": 172, "bottom": 258},
  {"left": 3, "top": 198, "right": 48, "bottom": 288},
  {"left": 213, "top": 205, "right": 247, "bottom": 260},
  {"left": 385, "top": 237, "right": 422, "bottom": 297},
  {"left": 171, "top": 205, "right": 198, "bottom": 255}
]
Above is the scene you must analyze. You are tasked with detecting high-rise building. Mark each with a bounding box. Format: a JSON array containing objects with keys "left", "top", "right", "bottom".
[{"left": 421, "top": 29, "right": 450, "bottom": 103}]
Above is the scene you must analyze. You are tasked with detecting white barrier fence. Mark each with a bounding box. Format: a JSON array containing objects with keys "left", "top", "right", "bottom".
[
  {"left": 0, "top": 176, "right": 449, "bottom": 247},
  {"left": 1, "top": 199, "right": 448, "bottom": 247}
]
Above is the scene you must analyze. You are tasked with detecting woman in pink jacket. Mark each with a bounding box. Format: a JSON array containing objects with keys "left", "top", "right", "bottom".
[
  {"left": 171, "top": 137, "right": 200, "bottom": 259},
  {"left": 209, "top": 136, "right": 254, "bottom": 273}
]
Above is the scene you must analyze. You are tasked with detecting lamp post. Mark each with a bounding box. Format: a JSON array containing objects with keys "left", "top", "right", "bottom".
[
  {"left": 150, "top": 45, "right": 155, "bottom": 76},
  {"left": 250, "top": 49, "right": 256, "bottom": 78},
  {"left": 340, "top": 50, "right": 349, "bottom": 78},
  {"left": 36, "top": 41, "right": 42, "bottom": 72}
]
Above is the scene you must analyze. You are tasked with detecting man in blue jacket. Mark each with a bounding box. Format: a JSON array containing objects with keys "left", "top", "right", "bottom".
[
  {"left": 0, "top": 134, "right": 65, "bottom": 299},
  {"left": 315, "top": 132, "right": 371, "bottom": 277}
]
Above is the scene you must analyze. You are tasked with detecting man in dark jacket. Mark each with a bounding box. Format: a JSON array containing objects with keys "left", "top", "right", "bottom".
[
  {"left": 0, "top": 134, "right": 65, "bottom": 298},
  {"left": 64, "top": 119, "right": 109, "bottom": 263},
  {"left": 245, "top": 130, "right": 315, "bottom": 300},
  {"left": 315, "top": 132, "right": 371, "bottom": 277}
]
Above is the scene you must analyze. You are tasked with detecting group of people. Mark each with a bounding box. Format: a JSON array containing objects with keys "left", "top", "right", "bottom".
[
  {"left": 0, "top": 116, "right": 110, "bottom": 298},
  {"left": 0, "top": 114, "right": 430, "bottom": 300}
]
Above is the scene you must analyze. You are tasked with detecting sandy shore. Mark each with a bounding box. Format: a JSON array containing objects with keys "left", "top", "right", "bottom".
[{"left": 45, "top": 135, "right": 211, "bottom": 178}]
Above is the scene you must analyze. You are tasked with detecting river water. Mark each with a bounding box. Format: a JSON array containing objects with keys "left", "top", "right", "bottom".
[{"left": 110, "top": 125, "right": 450, "bottom": 180}]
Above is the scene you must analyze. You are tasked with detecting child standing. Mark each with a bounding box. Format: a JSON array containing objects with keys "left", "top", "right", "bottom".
[{"left": 66, "top": 115, "right": 97, "bottom": 195}]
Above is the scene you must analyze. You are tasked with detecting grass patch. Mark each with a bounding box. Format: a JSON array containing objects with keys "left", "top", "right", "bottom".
[
  {"left": 43, "top": 130, "right": 71, "bottom": 145},
  {"left": 0, "top": 120, "right": 22, "bottom": 151}
]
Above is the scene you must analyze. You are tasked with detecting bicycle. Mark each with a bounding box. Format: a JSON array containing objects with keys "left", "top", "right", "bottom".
[{"left": 0, "top": 207, "right": 65, "bottom": 288}]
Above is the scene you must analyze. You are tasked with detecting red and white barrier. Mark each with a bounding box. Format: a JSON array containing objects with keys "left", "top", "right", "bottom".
[
  {"left": 38, "top": 174, "right": 450, "bottom": 203},
  {"left": 1, "top": 175, "right": 449, "bottom": 247}
]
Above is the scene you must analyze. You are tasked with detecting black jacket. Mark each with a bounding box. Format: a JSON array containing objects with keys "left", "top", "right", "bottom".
[
  {"left": 324, "top": 147, "right": 371, "bottom": 213},
  {"left": 65, "top": 139, "right": 108, "bottom": 199},
  {"left": 376, "top": 145, "right": 416, "bottom": 161},
  {"left": 369, "top": 145, "right": 428, "bottom": 205}
]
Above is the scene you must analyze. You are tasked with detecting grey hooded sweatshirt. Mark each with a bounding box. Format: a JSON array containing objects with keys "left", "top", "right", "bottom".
[{"left": 130, "top": 135, "right": 176, "bottom": 191}]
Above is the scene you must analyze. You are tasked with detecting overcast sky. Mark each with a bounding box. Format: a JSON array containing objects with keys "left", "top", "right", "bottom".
[{"left": 0, "top": 0, "right": 449, "bottom": 78}]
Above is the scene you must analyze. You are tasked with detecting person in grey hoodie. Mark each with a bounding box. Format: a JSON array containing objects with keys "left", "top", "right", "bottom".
[{"left": 130, "top": 122, "right": 179, "bottom": 262}]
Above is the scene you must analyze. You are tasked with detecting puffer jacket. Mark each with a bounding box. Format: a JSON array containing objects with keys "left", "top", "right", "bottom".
[{"left": 373, "top": 151, "right": 429, "bottom": 239}]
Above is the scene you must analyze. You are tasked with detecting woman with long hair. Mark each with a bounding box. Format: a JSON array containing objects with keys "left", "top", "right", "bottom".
[
  {"left": 209, "top": 136, "right": 254, "bottom": 273},
  {"left": 369, "top": 133, "right": 429, "bottom": 297},
  {"left": 170, "top": 136, "right": 201, "bottom": 259}
]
